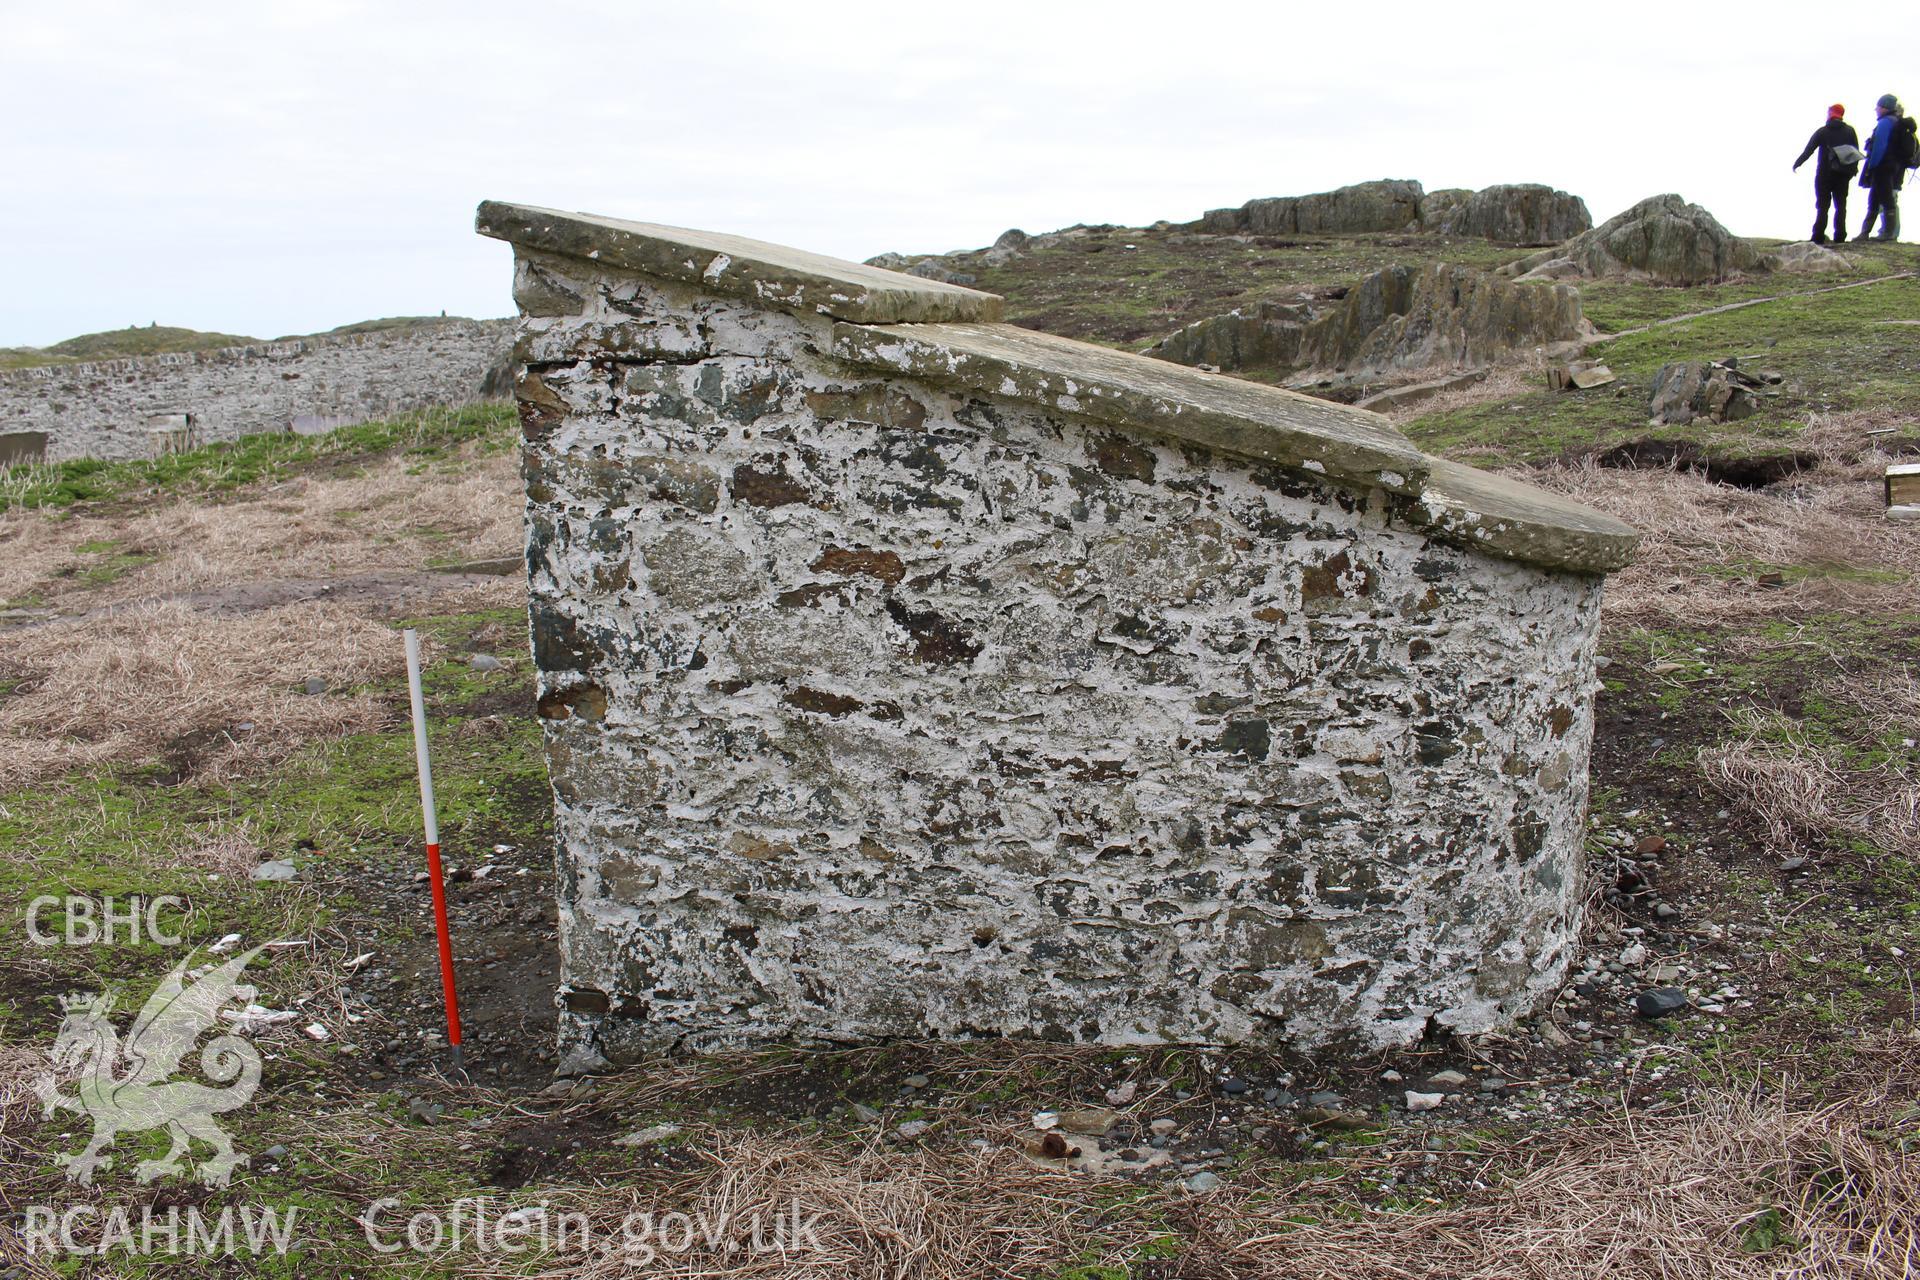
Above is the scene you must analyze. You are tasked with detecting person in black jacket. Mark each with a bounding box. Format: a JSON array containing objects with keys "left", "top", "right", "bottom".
[{"left": 1793, "top": 103, "right": 1860, "bottom": 243}]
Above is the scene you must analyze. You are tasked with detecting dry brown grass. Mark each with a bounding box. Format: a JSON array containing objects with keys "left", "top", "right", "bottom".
[
  {"left": 0, "top": 600, "right": 401, "bottom": 790},
  {"left": 171, "top": 820, "right": 275, "bottom": 879},
  {"left": 0, "top": 1042, "right": 53, "bottom": 1201},
  {"left": 454, "top": 1137, "right": 1119, "bottom": 1280},
  {"left": 1212, "top": 1050, "right": 1920, "bottom": 1279},
  {"left": 1523, "top": 417, "right": 1920, "bottom": 624},
  {"left": 1, "top": 981, "right": 1913, "bottom": 1280},
  {"left": 1702, "top": 710, "right": 1920, "bottom": 866},
  {"left": 0, "top": 448, "right": 520, "bottom": 611},
  {"left": 1378, "top": 356, "right": 1555, "bottom": 428},
  {"left": 440, "top": 1038, "right": 1920, "bottom": 1280},
  {"left": 0, "top": 437, "right": 526, "bottom": 791}
]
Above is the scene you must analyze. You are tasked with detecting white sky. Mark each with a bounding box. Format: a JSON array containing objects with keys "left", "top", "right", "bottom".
[{"left": 3, "top": 1, "right": 1917, "bottom": 347}]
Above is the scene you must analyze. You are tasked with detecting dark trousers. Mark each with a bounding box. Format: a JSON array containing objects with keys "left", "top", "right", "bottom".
[
  {"left": 1861, "top": 170, "right": 1900, "bottom": 240},
  {"left": 1814, "top": 176, "right": 1849, "bottom": 241}
]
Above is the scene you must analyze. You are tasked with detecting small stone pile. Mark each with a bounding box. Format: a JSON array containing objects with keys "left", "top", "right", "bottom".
[{"left": 1648, "top": 358, "right": 1782, "bottom": 426}]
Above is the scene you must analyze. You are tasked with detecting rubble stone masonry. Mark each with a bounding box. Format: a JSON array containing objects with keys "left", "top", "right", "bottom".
[
  {"left": 476, "top": 202, "right": 1638, "bottom": 1066},
  {"left": 0, "top": 319, "right": 514, "bottom": 461}
]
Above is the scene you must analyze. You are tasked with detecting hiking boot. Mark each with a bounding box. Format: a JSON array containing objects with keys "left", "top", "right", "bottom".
[
  {"left": 1835, "top": 232, "right": 1849, "bottom": 244},
  {"left": 1812, "top": 233, "right": 1829, "bottom": 244}
]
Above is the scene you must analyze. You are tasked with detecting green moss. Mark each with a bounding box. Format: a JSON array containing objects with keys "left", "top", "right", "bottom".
[{"left": 1135, "top": 1233, "right": 1183, "bottom": 1260}]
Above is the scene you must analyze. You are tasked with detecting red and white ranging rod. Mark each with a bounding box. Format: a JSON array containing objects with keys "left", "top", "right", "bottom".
[{"left": 403, "top": 628, "right": 465, "bottom": 1071}]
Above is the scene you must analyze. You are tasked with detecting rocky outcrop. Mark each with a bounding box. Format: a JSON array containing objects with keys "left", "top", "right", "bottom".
[
  {"left": 1764, "top": 242, "right": 1854, "bottom": 274},
  {"left": 1149, "top": 296, "right": 1323, "bottom": 372},
  {"left": 904, "top": 259, "right": 978, "bottom": 285},
  {"left": 1296, "top": 180, "right": 1425, "bottom": 234},
  {"left": 1201, "top": 180, "right": 1426, "bottom": 235},
  {"left": 1150, "top": 263, "right": 1587, "bottom": 379},
  {"left": 980, "top": 228, "right": 1031, "bottom": 267},
  {"left": 1419, "top": 188, "right": 1473, "bottom": 227},
  {"left": 1198, "top": 181, "right": 1591, "bottom": 244},
  {"left": 1503, "top": 195, "right": 1765, "bottom": 286},
  {"left": 1431, "top": 184, "right": 1591, "bottom": 246}
]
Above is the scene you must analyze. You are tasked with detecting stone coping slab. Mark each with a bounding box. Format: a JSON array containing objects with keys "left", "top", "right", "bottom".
[
  {"left": 831, "top": 320, "right": 1431, "bottom": 497},
  {"left": 476, "top": 201, "right": 1003, "bottom": 325},
  {"left": 477, "top": 201, "right": 1636, "bottom": 574},
  {"left": 832, "top": 322, "right": 1634, "bottom": 573},
  {"left": 1414, "top": 459, "right": 1638, "bottom": 574}
]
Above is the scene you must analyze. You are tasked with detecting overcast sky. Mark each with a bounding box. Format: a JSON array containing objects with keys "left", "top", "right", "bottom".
[{"left": 3, "top": 1, "right": 1917, "bottom": 347}]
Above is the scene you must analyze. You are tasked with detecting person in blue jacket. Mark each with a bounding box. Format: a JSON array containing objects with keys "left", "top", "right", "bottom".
[{"left": 1859, "top": 94, "right": 1906, "bottom": 241}]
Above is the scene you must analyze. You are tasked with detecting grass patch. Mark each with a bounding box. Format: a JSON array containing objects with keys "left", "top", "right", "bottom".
[
  {"left": 0, "top": 606, "right": 544, "bottom": 1000},
  {"left": 0, "top": 326, "right": 259, "bottom": 370},
  {"left": 0, "top": 325, "right": 261, "bottom": 370},
  {"left": 1406, "top": 275, "right": 1920, "bottom": 462},
  {"left": 905, "top": 223, "right": 1515, "bottom": 348},
  {"left": 283, "top": 315, "right": 476, "bottom": 341},
  {"left": 0, "top": 401, "right": 516, "bottom": 512},
  {"left": 45, "top": 324, "right": 259, "bottom": 361}
]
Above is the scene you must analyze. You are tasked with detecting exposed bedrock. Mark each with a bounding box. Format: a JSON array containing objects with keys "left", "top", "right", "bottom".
[
  {"left": 1198, "top": 180, "right": 1592, "bottom": 245},
  {"left": 1502, "top": 194, "right": 1766, "bottom": 286},
  {"left": 1199, "top": 180, "right": 1427, "bottom": 235},
  {"left": 1149, "top": 262, "right": 1588, "bottom": 379},
  {"left": 1432, "top": 184, "right": 1593, "bottom": 246}
]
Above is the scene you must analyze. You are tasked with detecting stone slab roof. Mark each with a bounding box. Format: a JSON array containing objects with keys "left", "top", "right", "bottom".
[
  {"left": 1416, "top": 459, "right": 1638, "bottom": 574},
  {"left": 477, "top": 201, "right": 1637, "bottom": 574},
  {"left": 476, "top": 202, "right": 1002, "bottom": 325},
  {"left": 832, "top": 320, "right": 1430, "bottom": 497}
]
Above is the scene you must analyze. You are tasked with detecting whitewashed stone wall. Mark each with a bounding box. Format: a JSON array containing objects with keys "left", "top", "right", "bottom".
[
  {"left": 479, "top": 204, "right": 1636, "bottom": 1066},
  {"left": 0, "top": 319, "right": 514, "bottom": 461}
]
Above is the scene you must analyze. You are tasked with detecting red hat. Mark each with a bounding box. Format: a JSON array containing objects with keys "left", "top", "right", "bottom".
[{"left": 1830, "top": 103, "right": 1845, "bottom": 118}]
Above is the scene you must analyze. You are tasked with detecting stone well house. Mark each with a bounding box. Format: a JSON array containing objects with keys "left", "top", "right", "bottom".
[{"left": 476, "top": 202, "right": 1636, "bottom": 1067}]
